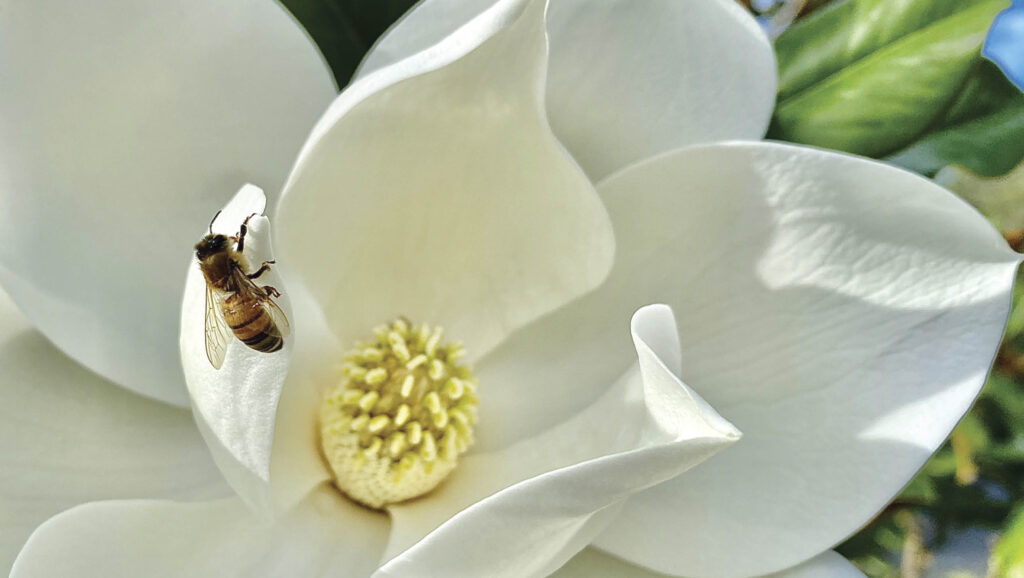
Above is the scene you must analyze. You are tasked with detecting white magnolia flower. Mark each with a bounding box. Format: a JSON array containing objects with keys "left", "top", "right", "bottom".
[{"left": 1, "top": 0, "right": 1019, "bottom": 577}]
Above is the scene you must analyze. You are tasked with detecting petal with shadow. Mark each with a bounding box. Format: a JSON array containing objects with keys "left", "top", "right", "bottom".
[
  {"left": 356, "top": 0, "right": 775, "bottom": 179},
  {"left": 375, "top": 305, "right": 738, "bottom": 578},
  {"left": 276, "top": 0, "right": 613, "bottom": 359},
  {"left": 11, "top": 485, "right": 388, "bottom": 578},
  {"left": 0, "top": 287, "right": 225, "bottom": 575},
  {"left": 473, "top": 141, "right": 1018, "bottom": 577}
]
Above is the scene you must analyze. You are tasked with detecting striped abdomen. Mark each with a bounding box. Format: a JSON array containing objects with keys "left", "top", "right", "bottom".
[{"left": 222, "top": 292, "right": 283, "bottom": 353}]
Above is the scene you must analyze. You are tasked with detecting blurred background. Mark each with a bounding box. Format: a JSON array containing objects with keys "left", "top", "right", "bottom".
[{"left": 277, "top": 0, "right": 1024, "bottom": 575}]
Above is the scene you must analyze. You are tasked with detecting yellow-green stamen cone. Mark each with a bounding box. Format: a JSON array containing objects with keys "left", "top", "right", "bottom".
[{"left": 319, "top": 319, "right": 479, "bottom": 509}]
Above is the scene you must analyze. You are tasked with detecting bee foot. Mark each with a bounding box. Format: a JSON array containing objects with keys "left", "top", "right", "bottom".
[{"left": 248, "top": 261, "right": 275, "bottom": 280}]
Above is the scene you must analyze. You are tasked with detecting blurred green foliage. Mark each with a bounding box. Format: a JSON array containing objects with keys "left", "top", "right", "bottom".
[
  {"left": 992, "top": 507, "right": 1024, "bottom": 577},
  {"left": 279, "top": 0, "right": 417, "bottom": 87},
  {"left": 282, "top": 0, "right": 1024, "bottom": 575}
]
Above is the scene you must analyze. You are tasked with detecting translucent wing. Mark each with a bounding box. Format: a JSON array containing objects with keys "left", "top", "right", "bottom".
[
  {"left": 261, "top": 294, "right": 291, "bottom": 338},
  {"left": 232, "top": 268, "right": 291, "bottom": 339},
  {"left": 204, "top": 285, "right": 231, "bottom": 369}
]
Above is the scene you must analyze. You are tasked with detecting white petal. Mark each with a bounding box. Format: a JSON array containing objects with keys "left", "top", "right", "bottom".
[
  {"left": 763, "top": 552, "right": 865, "bottom": 578},
  {"left": 11, "top": 485, "right": 388, "bottom": 578},
  {"left": 180, "top": 186, "right": 293, "bottom": 514},
  {"left": 356, "top": 0, "right": 776, "bottom": 179},
  {"left": 533, "top": 141, "right": 1015, "bottom": 577},
  {"left": 375, "top": 305, "right": 739, "bottom": 578},
  {"left": 472, "top": 141, "right": 1016, "bottom": 575},
  {"left": 0, "top": 0, "right": 335, "bottom": 406},
  {"left": 276, "top": 0, "right": 614, "bottom": 358},
  {"left": 0, "top": 287, "right": 226, "bottom": 575},
  {"left": 266, "top": 276, "right": 346, "bottom": 514},
  {"left": 354, "top": 0, "right": 496, "bottom": 78},
  {"left": 544, "top": 0, "right": 776, "bottom": 179},
  {"left": 550, "top": 548, "right": 667, "bottom": 577},
  {"left": 181, "top": 186, "right": 346, "bottom": 515}
]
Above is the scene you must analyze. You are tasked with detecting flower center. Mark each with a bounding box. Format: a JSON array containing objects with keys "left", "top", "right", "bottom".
[{"left": 319, "top": 318, "right": 479, "bottom": 509}]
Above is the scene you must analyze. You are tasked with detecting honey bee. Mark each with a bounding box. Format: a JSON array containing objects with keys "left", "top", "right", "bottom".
[{"left": 195, "top": 212, "right": 290, "bottom": 369}]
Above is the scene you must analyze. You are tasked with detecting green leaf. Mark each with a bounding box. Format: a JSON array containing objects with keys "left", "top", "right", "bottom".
[
  {"left": 991, "top": 507, "right": 1024, "bottom": 578},
  {"left": 280, "top": 0, "right": 417, "bottom": 88},
  {"left": 775, "top": 0, "right": 992, "bottom": 101},
  {"left": 770, "top": 0, "right": 1009, "bottom": 158},
  {"left": 940, "top": 59, "right": 1023, "bottom": 126},
  {"left": 886, "top": 98, "right": 1024, "bottom": 177}
]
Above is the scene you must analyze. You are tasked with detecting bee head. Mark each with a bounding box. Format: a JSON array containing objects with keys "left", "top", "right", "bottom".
[{"left": 195, "top": 234, "right": 229, "bottom": 260}]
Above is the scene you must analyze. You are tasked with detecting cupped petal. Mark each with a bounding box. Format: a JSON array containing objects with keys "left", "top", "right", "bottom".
[
  {"left": 276, "top": 0, "right": 614, "bottom": 358},
  {"left": 180, "top": 186, "right": 293, "bottom": 514},
  {"left": 476, "top": 142, "right": 1019, "bottom": 577},
  {"left": 0, "top": 0, "right": 335, "bottom": 406},
  {"left": 266, "top": 275, "right": 346, "bottom": 514},
  {"left": 375, "top": 305, "right": 739, "bottom": 578},
  {"left": 0, "top": 287, "right": 226, "bottom": 575},
  {"left": 544, "top": 0, "right": 776, "bottom": 180},
  {"left": 353, "top": 0, "right": 496, "bottom": 78},
  {"left": 181, "top": 186, "right": 348, "bottom": 516},
  {"left": 11, "top": 484, "right": 388, "bottom": 578},
  {"left": 356, "top": 0, "right": 776, "bottom": 180}
]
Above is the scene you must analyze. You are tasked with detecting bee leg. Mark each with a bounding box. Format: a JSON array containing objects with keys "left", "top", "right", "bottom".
[
  {"left": 263, "top": 285, "right": 281, "bottom": 298},
  {"left": 236, "top": 213, "right": 258, "bottom": 252},
  {"left": 247, "top": 260, "right": 276, "bottom": 280}
]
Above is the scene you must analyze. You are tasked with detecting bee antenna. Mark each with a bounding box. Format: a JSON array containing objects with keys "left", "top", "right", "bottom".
[{"left": 209, "top": 210, "right": 222, "bottom": 234}]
